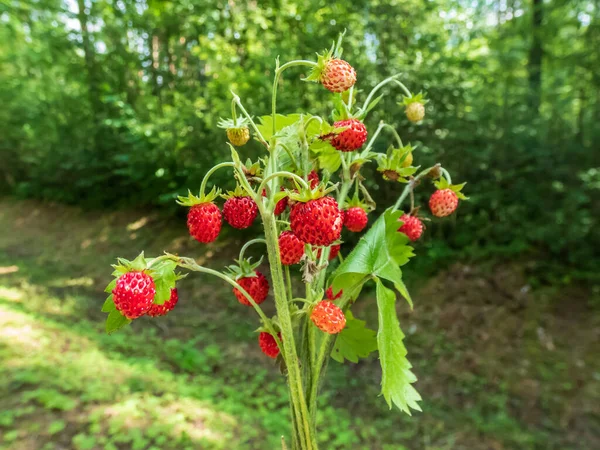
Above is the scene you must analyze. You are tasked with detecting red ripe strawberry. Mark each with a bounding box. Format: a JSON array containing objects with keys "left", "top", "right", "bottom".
[
  {"left": 278, "top": 231, "right": 305, "bottom": 266},
  {"left": 398, "top": 214, "right": 424, "bottom": 242},
  {"left": 223, "top": 196, "right": 258, "bottom": 229},
  {"left": 429, "top": 189, "right": 459, "bottom": 217},
  {"left": 311, "top": 300, "right": 346, "bottom": 334},
  {"left": 112, "top": 271, "right": 156, "bottom": 319},
  {"left": 326, "top": 286, "right": 343, "bottom": 300},
  {"left": 187, "top": 203, "right": 222, "bottom": 243},
  {"left": 308, "top": 170, "right": 320, "bottom": 189},
  {"left": 344, "top": 207, "right": 368, "bottom": 232},
  {"left": 290, "top": 196, "right": 343, "bottom": 246},
  {"left": 321, "top": 59, "right": 356, "bottom": 93},
  {"left": 330, "top": 119, "right": 367, "bottom": 152},
  {"left": 317, "top": 243, "right": 341, "bottom": 261},
  {"left": 233, "top": 271, "right": 269, "bottom": 306},
  {"left": 274, "top": 196, "right": 288, "bottom": 215},
  {"left": 146, "top": 288, "right": 179, "bottom": 317},
  {"left": 258, "top": 332, "right": 281, "bottom": 359}
]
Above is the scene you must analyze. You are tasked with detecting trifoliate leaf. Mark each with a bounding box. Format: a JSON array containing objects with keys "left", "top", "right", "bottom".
[
  {"left": 105, "top": 310, "right": 131, "bottom": 334},
  {"left": 331, "top": 208, "right": 414, "bottom": 307},
  {"left": 331, "top": 311, "right": 378, "bottom": 363},
  {"left": 375, "top": 279, "right": 422, "bottom": 415}
]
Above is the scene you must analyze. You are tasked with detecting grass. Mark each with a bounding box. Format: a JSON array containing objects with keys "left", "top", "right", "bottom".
[{"left": 0, "top": 197, "right": 598, "bottom": 449}]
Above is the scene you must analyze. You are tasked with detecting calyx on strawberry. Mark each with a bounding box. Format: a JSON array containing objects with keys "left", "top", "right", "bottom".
[
  {"left": 106, "top": 253, "right": 181, "bottom": 321},
  {"left": 329, "top": 118, "right": 367, "bottom": 152},
  {"left": 227, "top": 258, "right": 270, "bottom": 306},
  {"left": 304, "top": 39, "right": 356, "bottom": 93},
  {"left": 258, "top": 331, "right": 281, "bottom": 358},
  {"left": 401, "top": 92, "right": 428, "bottom": 123},
  {"left": 288, "top": 186, "right": 343, "bottom": 246},
  {"left": 177, "top": 187, "right": 222, "bottom": 243},
  {"left": 376, "top": 144, "right": 417, "bottom": 183},
  {"left": 278, "top": 231, "right": 305, "bottom": 266},
  {"left": 222, "top": 185, "right": 258, "bottom": 229},
  {"left": 429, "top": 176, "right": 468, "bottom": 218},
  {"left": 218, "top": 117, "right": 251, "bottom": 146},
  {"left": 398, "top": 214, "right": 424, "bottom": 242}
]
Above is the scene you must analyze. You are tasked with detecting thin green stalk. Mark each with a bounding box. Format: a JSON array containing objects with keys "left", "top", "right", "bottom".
[
  {"left": 167, "top": 254, "right": 281, "bottom": 348},
  {"left": 382, "top": 123, "right": 404, "bottom": 148},
  {"left": 262, "top": 213, "right": 316, "bottom": 449},
  {"left": 238, "top": 238, "right": 266, "bottom": 262},
  {"left": 199, "top": 162, "right": 235, "bottom": 196},
  {"left": 285, "top": 266, "right": 293, "bottom": 301},
  {"left": 258, "top": 171, "right": 310, "bottom": 197},
  {"left": 272, "top": 60, "right": 318, "bottom": 135},
  {"left": 441, "top": 167, "right": 452, "bottom": 184},
  {"left": 362, "top": 121, "right": 385, "bottom": 154},
  {"left": 231, "top": 97, "right": 238, "bottom": 126},
  {"left": 231, "top": 91, "right": 268, "bottom": 145},
  {"left": 360, "top": 73, "right": 404, "bottom": 114},
  {"left": 392, "top": 79, "right": 412, "bottom": 98},
  {"left": 393, "top": 164, "right": 440, "bottom": 211}
]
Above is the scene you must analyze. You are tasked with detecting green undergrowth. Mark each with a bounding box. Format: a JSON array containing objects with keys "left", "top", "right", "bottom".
[{"left": 0, "top": 198, "right": 598, "bottom": 449}]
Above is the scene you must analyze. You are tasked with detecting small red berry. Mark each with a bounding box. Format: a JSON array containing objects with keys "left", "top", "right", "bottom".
[
  {"left": 290, "top": 196, "right": 343, "bottom": 246},
  {"left": 258, "top": 332, "right": 281, "bottom": 358},
  {"left": 187, "top": 203, "right": 222, "bottom": 243},
  {"left": 343, "top": 207, "right": 368, "bottom": 232},
  {"left": 320, "top": 59, "right": 357, "bottom": 93},
  {"left": 233, "top": 271, "right": 269, "bottom": 306},
  {"left": 223, "top": 196, "right": 258, "bottom": 229},
  {"left": 146, "top": 288, "right": 179, "bottom": 317},
  {"left": 278, "top": 231, "right": 305, "bottom": 266},
  {"left": 308, "top": 170, "right": 320, "bottom": 189},
  {"left": 330, "top": 119, "right": 367, "bottom": 152},
  {"left": 398, "top": 214, "right": 424, "bottom": 242},
  {"left": 311, "top": 301, "right": 346, "bottom": 334},
  {"left": 429, "top": 189, "right": 459, "bottom": 217},
  {"left": 112, "top": 271, "right": 156, "bottom": 319},
  {"left": 274, "top": 196, "right": 288, "bottom": 215},
  {"left": 326, "top": 286, "right": 343, "bottom": 300}
]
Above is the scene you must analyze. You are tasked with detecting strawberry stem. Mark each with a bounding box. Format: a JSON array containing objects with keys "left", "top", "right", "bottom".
[
  {"left": 393, "top": 164, "right": 441, "bottom": 212},
  {"left": 231, "top": 91, "right": 268, "bottom": 146},
  {"left": 238, "top": 238, "right": 267, "bottom": 262},
  {"left": 199, "top": 162, "right": 235, "bottom": 197}
]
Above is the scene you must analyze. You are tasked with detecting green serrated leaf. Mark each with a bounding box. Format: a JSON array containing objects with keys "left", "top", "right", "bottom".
[
  {"left": 101, "top": 295, "right": 116, "bottom": 313},
  {"left": 105, "top": 310, "right": 131, "bottom": 334},
  {"left": 375, "top": 279, "right": 422, "bottom": 415},
  {"left": 331, "top": 310, "right": 378, "bottom": 363},
  {"left": 151, "top": 260, "right": 177, "bottom": 305},
  {"left": 332, "top": 208, "right": 414, "bottom": 306}
]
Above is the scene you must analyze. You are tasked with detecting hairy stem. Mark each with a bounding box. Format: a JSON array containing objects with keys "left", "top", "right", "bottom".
[
  {"left": 199, "top": 162, "right": 235, "bottom": 196},
  {"left": 393, "top": 164, "right": 440, "bottom": 212},
  {"left": 238, "top": 238, "right": 267, "bottom": 262}
]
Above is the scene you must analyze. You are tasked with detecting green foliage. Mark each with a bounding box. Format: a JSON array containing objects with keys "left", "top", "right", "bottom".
[
  {"left": 0, "top": 0, "right": 597, "bottom": 278},
  {"left": 331, "top": 311, "right": 378, "bottom": 363},
  {"left": 332, "top": 208, "right": 414, "bottom": 307},
  {"left": 375, "top": 280, "right": 422, "bottom": 415}
]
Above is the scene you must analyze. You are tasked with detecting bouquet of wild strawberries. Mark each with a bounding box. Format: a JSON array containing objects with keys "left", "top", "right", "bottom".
[{"left": 101, "top": 33, "right": 466, "bottom": 450}]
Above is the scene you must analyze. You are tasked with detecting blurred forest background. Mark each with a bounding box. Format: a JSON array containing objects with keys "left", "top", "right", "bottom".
[{"left": 1, "top": 1, "right": 599, "bottom": 450}]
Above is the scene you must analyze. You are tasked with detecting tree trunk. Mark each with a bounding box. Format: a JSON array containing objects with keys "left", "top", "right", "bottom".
[
  {"left": 76, "top": 0, "right": 102, "bottom": 123},
  {"left": 527, "top": 0, "right": 543, "bottom": 112}
]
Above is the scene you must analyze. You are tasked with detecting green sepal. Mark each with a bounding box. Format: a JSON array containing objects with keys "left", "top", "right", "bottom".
[
  {"left": 434, "top": 177, "right": 469, "bottom": 200},
  {"left": 225, "top": 257, "right": 264, "bottom": 281},
  {"left": 101, "top": 295, "right": 116, "bottom": 313},
  {"left": 217, "top": 116, "right": 250, "bottom": 130},
  {"left": 147, "top": 259, "right": 178, "bottom": 305},
  {"left": 176, "top": 186, "right": 221, "bottom": 207},
  {"left": 401, "top": 91, "right": 428, "bottom": 106},
  {"left": 105, "top": 310, "right": 131, "bottom": 334},
  {"left": 286, "top": 181, "right": 337, "bottom": 203},
  {"left": 221, "top": 184, "right": 251, "bottom": 200},
  {"left": 376, "top": 145, "right": 419, "bottom": 183}
]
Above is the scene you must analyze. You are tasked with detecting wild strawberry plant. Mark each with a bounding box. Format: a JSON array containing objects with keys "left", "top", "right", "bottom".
[{"left": 101, "top": 33, "right": 467, "bottom": 450}]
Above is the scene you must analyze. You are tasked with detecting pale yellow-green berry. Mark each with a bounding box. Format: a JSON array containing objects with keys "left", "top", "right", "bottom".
[{"left": 405, "top": 102, "right": 425, "bottom": 123}]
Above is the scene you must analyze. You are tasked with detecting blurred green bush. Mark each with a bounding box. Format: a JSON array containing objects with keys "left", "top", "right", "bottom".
[{"left": 0, "top": 0, "right": 598, "bottom": 280}]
